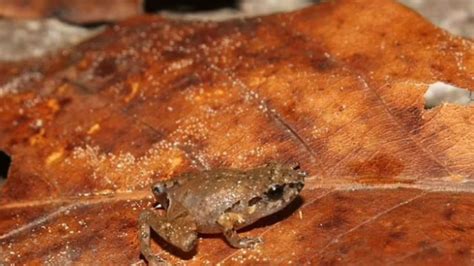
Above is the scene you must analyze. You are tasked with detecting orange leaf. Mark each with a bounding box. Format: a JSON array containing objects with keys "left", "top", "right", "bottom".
[{"left": 1, "top": 0, "right": 473, "bottom": 264}]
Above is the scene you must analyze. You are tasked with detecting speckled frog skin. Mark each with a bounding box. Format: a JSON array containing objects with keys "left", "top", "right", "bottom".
[{"left": 138, "top": 163, "right": 306, "bottom": 265}]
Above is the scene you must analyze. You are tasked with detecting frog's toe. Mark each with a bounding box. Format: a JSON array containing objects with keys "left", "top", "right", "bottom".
[
  {"left": 239, "top": 236, "right": 263, "bottom": 248},
  {"left": 147, "top": 255, "right": 170, "bottom": 266}
]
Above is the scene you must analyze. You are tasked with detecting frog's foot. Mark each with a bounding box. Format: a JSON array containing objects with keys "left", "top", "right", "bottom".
[
  {"left": 146, "top": 255, "right": 169, "bottom": 266},
  {"left": 218, "top": 212, "right": 263, "bottom": 248},
  {"left": 226, "top": 233, "right": 263, "bottom": 249}
]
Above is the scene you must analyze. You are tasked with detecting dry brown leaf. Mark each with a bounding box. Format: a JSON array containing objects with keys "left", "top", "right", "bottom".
[
  {"left": 1, "top": 0, "right": 473, "bottom": 264},
  {"left": 0, "top": 0, "right": 143, "bottom": 23}
]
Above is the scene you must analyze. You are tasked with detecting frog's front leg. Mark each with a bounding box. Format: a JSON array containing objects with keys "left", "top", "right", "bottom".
[
  {"left": 139, "top": 209, "right": 198, "bottom": 264},
  {"left": 217, "top": 212, "right": 263, "bottom": 248}
]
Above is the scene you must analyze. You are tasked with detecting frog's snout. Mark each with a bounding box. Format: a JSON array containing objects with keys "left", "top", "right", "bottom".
[{"left": 297, "top": 170, "right": 307, "bottom": 178}]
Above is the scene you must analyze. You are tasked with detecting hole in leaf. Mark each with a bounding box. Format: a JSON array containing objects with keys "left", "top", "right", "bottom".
[
  {"left": 144, "top": 0, "right": 238, "bottom": 13},
  {"left": 424, "top": 82, "right": 473, "bottom": 109},
  {"left": 0, "top": 150, "right": 11, "bottom": 180},
  {"left": 239, "top": 0, "right": 317, "bottom": 15}
]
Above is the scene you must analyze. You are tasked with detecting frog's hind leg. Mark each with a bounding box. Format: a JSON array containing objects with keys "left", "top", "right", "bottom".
[
  {"left": 139, "top": 209, "right": 197, "bottom": 264},
  {"left": 217, "top": 212, "right": 263, "bottom": 248}
]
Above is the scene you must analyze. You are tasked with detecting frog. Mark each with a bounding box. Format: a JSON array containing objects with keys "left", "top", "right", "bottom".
[{"left": 138, "top": 163, "right": 306, "bottom": 265}]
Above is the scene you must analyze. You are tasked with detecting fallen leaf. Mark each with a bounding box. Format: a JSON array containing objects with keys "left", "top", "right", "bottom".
[{"left": 0, "top": 0, "right": 473, "bottom": 264}]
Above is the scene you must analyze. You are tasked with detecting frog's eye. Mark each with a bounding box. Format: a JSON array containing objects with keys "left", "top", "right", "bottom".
[
  {"left": 152, "top": 184, "right": 166, "bottom": 195},
  {"left": 265, "top": 184, "right": 285, "bottom": 201}
]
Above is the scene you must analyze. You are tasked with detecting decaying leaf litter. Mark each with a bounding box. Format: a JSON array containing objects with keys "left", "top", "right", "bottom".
[{"left": 0, "top": 0, "right": 473, "bottom": 264}]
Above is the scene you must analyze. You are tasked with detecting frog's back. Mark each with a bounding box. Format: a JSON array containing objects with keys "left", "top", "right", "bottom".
[{"left": 168, "top": 169, "right": 266, "bottom": 233}]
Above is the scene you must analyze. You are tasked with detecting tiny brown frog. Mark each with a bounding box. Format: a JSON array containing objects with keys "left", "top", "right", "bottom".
[{"left": 138, "top": 163, "right": 306, "bottom": 264}]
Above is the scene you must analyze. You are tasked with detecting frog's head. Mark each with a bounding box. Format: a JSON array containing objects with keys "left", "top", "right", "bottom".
[
  {"left": 264, "top": 162, "right": 306, "bottom": 200},
  {"left": 245, "top": 163, "right": 306, "bottom": 221}
]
